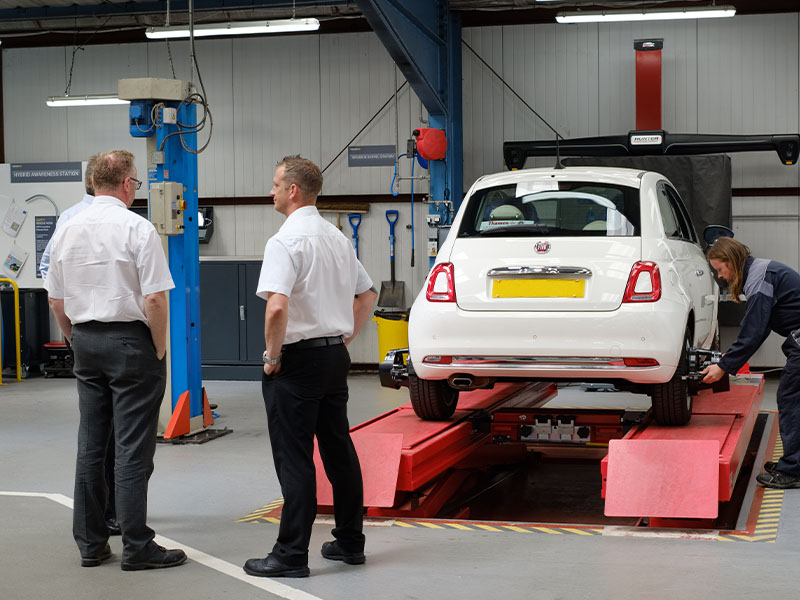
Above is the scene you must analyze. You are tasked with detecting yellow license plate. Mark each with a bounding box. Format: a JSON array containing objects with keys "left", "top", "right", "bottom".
[{"left": 492, "top": 278, "right": 585, "bottom": 298}]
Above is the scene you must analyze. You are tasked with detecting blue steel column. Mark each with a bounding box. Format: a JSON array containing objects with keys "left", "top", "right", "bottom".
[
  {"left": 429, "top": 10, "right": 463, "bottom": 221},
  {"left": 151, "top": 103, "right": 203, "bottom": 418},
  {"left": 356, "top": 0, "right": 464, "bottom": 264}
]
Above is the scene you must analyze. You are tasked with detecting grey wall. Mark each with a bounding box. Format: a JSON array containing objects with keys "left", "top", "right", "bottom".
[{"left": 4, "top": 13, "right": 800, "bottom": 365}]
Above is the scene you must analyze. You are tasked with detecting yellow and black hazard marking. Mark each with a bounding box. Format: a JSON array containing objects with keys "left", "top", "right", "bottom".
[
  {"left": 392, "top": 521, "right": 602, "bottom": 535},
  {"left": 238, "top": 501, "right": 602, "bottom": 535},
  {"left": 237, "top": 498, "right": 284, "bottom": 524},
  {"left": 718, "top": 439, "right": 785, "bottom": 543}
]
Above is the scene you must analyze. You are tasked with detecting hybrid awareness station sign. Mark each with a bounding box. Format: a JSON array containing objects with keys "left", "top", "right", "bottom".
[{"left": 0, "top": 162, "right": 85, "bottom": 288}]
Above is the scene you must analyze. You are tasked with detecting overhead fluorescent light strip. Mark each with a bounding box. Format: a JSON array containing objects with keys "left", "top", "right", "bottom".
[
  {"left": 556, "top": 6, "right": 736, "bottom": 24},
  {"left": 46, "top": 94, "right": 130, "bottom": 107},
  {"left": 146, "top": 18, "right": 320, "bottom": 39}
]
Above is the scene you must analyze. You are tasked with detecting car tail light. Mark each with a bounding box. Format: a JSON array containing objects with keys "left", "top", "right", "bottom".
[
  {"left": 427, "top": 262, "right": 456, "bottom": 302},
  {"left": 423, "top": 356, "right": 453, "bottom": 364},
  {"left": 622, "top": 261, "right": 661, "bottom": 303},
  {"left": 623, "top": 357, "right": 660, "bottom": 367}
]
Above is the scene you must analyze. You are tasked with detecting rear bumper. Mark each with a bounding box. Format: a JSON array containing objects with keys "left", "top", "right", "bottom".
[{"left": 408, "top": 301, "right": 689, "bottom": 384}]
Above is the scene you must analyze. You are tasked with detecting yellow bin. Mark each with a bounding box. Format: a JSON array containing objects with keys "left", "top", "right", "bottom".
[{"left": 373, "top": 310, "right": 409, "bottom": 363}]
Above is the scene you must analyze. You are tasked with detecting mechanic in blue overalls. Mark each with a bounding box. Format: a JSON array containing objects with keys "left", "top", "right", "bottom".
[{"left": 701, "top": 236, "right": 800, "bottom": 489}]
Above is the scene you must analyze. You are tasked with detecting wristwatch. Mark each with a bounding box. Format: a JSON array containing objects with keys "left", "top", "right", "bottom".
[{"left": 262, "top": 351, "right": 281, "bottom": 365}]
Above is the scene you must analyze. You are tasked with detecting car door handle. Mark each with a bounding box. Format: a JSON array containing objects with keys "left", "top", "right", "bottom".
[
  {"left": 696, "top": 269, "right": 705, "bottom": 276},
  {"left": 239, "top": 305, "right": 246, "bottom": 321}
]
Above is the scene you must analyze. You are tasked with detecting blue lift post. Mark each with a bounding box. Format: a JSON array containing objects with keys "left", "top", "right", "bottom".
[
  {"left": 356, "top": 0, "right": 464, "bottom": 267},
  {"left": 124, "top": 78, "right": 205, "bottom": 437}
]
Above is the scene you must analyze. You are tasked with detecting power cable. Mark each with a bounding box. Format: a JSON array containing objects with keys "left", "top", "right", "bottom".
[
  {"left": 461, "top": 38, "right": 563, "bottom": 141},
  {"left": 64, "top": 16, "right": 113, "bottom": 96},
  {"left": 24, "top": 194, "right": 59, "bottom": 218},
  {"left": 321, "top": 80, "right": 408, "bottom": 174}
]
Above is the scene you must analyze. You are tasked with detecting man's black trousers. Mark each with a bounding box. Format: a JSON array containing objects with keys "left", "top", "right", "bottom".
[
  {"left": 262, "top": 343, "right": 365, "bottom": 567},
  {"left": 71, "top": 320, "right": 166, "bottom": 562}
]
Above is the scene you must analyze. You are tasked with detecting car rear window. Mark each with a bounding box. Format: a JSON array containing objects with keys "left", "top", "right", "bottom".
[{"left": 458, "top": 181, "right": 641, "bottom": 238}]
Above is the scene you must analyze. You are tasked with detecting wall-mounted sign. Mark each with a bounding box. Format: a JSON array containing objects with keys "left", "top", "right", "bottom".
[
  {"left": 348, "top": 145, "right": 396, "bottom": 167},
  {"left": 11, "top": 162, "right": 82, "bottom": 183},
  {"left": 34, "top": 215, "right": 57, "bottom": 279}
]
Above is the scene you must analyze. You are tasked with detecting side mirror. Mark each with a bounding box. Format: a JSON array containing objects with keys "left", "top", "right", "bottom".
[{"left": 703, "top": 224, "right": 734, "bottom": 247}]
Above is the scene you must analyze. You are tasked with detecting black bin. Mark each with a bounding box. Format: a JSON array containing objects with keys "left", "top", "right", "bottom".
[{"left": 0, "top": 287, "right": 50, "bottom": 378}]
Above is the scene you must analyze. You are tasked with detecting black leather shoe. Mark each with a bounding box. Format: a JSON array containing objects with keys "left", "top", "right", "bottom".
[
  {"left": 81, "top": 543, "right": 112, "bottom": 567},
  {"left": 106, "top": 518, "right": 122, "bottom": 536},
  {"left": 243, "top": 554, "right": 309, "bottom": 578},
  {"left": 764, "top": 461, "right": 779, "bottom": 475},
  {"left": 756, "top": 470, "right": 800, "bottom": 489},
  {"left": 321, "top": 540, "right": 365, "bottom": 565},
  {"left": 121, "top": 545, "right": 187, "bottom": 571}
]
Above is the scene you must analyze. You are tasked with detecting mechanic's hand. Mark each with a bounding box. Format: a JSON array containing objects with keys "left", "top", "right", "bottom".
[
  {"left": 701, "top": 363, "right": 725, "bottom": 384},
  {"left": 264, "top": 362, "right": 281, "bottom": 377}
]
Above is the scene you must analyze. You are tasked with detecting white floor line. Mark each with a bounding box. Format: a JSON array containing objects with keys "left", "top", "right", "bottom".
[{"left": 1, "top": 491, "right": 325, "bottom": 600}]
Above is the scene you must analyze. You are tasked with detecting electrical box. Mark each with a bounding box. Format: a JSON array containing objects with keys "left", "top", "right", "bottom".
[
  {"left": 149, "top": 181, "right": 185, "bottom": 236},
  {"left": 162, "top": 107, "right": 178, "bottom": 124}
]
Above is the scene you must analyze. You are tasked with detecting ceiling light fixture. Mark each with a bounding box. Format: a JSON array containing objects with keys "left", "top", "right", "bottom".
[
  {"left": 46, "top": 94, "right": 130, "bottom": 107},
  {"left": 145, "top": 18, "right": 320, "bottom": 39},
  {"left": 556, "top": 5, "right": 736, "bottom": 24}
]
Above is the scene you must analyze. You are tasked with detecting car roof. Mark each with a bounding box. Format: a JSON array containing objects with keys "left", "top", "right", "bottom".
[{"left": 472, "top": 166, "right": 647, "bottom": 191}]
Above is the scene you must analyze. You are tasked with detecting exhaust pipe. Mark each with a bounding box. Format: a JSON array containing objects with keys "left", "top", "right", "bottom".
[{"left": 448, "top": 374, "right": 492, "bottom": 390}]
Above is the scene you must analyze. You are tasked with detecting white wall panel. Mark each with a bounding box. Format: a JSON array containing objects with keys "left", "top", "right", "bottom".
[
  {"left": 4, "top": 47, "right": 70, "bottom": 161},
  {"left": 462, "top": 26, "right": 505, "bottom": 183},
  {"left": 320, "top": 32, "right": 416, "bottom": 195},
  {"left": 231, "top": 35, "right": 322, "bottom": 197},
  {"left": 698, "top": 14, "right": 800, "bottom": 188},
  {"left": 62, "top": 44, "right": 150, "bottom": 180}
]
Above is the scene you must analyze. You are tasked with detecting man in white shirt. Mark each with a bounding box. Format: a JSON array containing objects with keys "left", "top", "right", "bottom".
[
  {"left": 40, "top": 154, "right": 122, "bottom": 538},
  {"left": 39, "top": 155, "right": 97, "bottom": 281},
  {"left": 45, "top": 150, "right": 186, "bottom": 571},
  {"left": 244, "top": 156, "right": 377, "bottom": 578}
]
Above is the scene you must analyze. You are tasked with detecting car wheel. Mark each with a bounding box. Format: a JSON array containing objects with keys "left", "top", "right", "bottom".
[
  {"left": 409, "top": 375, "right": 459, "bottom": 420},
  {"left": 649, "top": 331, "right": 692, "bottom": 426}
]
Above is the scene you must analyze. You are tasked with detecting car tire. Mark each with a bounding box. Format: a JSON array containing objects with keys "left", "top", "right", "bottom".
[
  {"left": 649, "top": 332, "right": 692, "bottom": 426},
  {"left": 409, "top": 375, "right": 459, "bottom": 420}
]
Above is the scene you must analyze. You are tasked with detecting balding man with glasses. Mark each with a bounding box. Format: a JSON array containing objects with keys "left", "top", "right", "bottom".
[{"left": 45, "top": 150, "right": 187, "bottom": 572}]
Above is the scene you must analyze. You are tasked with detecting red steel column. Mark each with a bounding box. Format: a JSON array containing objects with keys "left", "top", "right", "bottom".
[{"left": 634, "top": 39, "right": 663, "bottom": 131}]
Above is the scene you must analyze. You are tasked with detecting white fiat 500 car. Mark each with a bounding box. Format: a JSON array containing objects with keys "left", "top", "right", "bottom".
[{"left": 406, "top": 166, "right": 719, "bottom": 426}]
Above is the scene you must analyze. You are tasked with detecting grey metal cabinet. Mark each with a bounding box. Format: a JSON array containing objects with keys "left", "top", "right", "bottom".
[{"left": 199, "top": 260, "right": 265, "bottom": 380}]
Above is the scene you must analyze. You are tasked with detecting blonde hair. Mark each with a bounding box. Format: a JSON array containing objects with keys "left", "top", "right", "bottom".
[
  {"left": 278, "top": 155, "right": 323, "bottom": 198},
  {"left": 707, "top": 237, "right": 750, "bottom": 301}
]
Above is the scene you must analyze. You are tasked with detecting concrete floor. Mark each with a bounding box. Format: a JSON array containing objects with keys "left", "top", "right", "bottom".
[{"left": 1, "top": 372, "right": 797, "bottom": 600}]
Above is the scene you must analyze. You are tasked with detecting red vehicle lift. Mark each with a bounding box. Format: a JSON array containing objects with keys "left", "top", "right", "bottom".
[
  {"left": 314, "top": 378, "right": 764, "bottom": 524},
  {"left": 602, "top": 377, "right": 764, "bottom": 527}
]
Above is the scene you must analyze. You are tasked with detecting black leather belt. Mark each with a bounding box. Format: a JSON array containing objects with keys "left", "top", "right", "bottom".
[{"left": 282, "top": 336, "right": 344, "bottom": 351}]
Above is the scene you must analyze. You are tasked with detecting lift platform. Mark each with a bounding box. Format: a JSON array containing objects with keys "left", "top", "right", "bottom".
[
  {"left": 601, "top": 376, "right": 764, "bottom": 527},
  {"left": 314, "top": 376, "right": 765, "bottom": 525}
]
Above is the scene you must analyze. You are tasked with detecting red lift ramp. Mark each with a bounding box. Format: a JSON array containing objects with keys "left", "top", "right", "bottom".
[
  {"left": 605, "top": 438, "right": 720, "bottom": 519},
  {"left": 314, "top": 382, "right": 557, "bottom": 512},
  {"left": 602, "top": 378, "right": 764, "bottom": 523}
]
